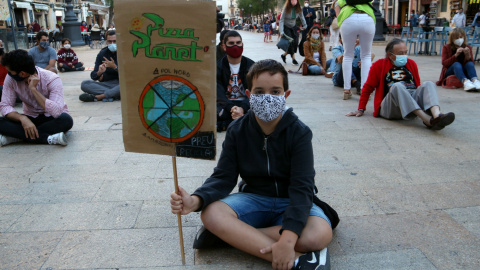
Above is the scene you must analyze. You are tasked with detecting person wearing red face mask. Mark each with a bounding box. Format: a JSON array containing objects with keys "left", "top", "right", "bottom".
[{"left": 216, "top": 31, "right": 255, "bottom": 132}]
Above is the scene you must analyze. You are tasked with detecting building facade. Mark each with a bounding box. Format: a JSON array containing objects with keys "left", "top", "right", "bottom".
[{"left": 1, "top": 0, "right": 111, "bottom": 30}]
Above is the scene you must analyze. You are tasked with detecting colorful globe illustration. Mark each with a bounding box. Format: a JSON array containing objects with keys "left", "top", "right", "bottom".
[{"left": 139, "top": 76, "right": 205, "bottom": 143}]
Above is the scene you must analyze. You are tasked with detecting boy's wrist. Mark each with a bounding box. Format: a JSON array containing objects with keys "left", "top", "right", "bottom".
[{"left": 279, "top": 229, "right": 298, "bottom": 247}]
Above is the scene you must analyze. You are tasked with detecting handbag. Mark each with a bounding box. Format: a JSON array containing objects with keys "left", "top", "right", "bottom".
[
  {"left": 301, "top": 62, "right": 309, "bottom": 76},
  {"left": 331, "top": 18, "right": 339, "bottom": 30},
  {"left": 276, "top": 37, "right": 290, "bottom": 52}
]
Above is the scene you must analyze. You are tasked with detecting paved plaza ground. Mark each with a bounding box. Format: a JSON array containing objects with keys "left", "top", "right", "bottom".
[{"left": 0, "top": 30, "right": 479, "bottom": 269}]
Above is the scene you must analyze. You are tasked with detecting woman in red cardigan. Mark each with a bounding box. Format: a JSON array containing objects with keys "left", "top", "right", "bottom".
[
  {"left": 346, "top": 39, "right": 455, "bottom": 130},
  {"left": 437, "top": 28, "right": 480, "bottom": 91}
]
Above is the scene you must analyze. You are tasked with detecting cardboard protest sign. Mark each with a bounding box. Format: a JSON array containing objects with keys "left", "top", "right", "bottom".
[{"left": 116, "top": 0, "right": 217, "bottom": 160}]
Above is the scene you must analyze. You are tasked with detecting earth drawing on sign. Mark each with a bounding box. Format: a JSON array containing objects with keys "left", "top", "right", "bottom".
[{"left": 139, "top": 76, "right": 205, "bottom": 143}]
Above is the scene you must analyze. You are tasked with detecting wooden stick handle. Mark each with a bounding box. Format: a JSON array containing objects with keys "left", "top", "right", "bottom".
[{"left": 172, "top": 156, "right": 186, "bottom": 265}]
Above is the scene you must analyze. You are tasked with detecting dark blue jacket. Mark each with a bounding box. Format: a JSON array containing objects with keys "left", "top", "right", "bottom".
[
  {"left": 193, "top": 108, "right": 317, "bottom": 236},
  {"left": 90, "top": 47, "right": 118, "bottom": 82},
  {"left": 303, "top": 7, "right": 317, "bottom": 28}
]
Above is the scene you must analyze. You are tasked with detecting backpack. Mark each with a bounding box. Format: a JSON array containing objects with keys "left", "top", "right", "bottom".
[
  {"left": 344, "top": 0, "right": 378, "bottom": 12},
  {"left": 325, "top": 16, "right": 333, "bottom": 27},
  {"left": 345, "top": 0, "right": 372, "bottom": 5},
  {"left": 442, "top": 75, "right": 463, "bottom": 89}
]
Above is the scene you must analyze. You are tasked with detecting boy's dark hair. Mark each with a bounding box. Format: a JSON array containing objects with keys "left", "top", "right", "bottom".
[
  {"left": 223, "top": 30, "right": 242, "bottom": 44},
  {"left": 385, "top": 38, "right": 405, "bottom": 57},
  {"left": 1, "top": 49, "right": 36, "bottom": 74},
  {"left": 36, "top": 31, "right": 48, "bottom": 41},
  {"left": 106, "top": 30, "right": 115, "bottom": 38},
  {"left": 61, "top": 38, "right": 71, "bottom": 45},
  {"left": 247, "top": 59, "right": 288, "bottom": 91}
]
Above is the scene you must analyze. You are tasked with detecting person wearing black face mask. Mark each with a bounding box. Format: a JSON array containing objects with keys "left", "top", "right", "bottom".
[
  {"left": 28, "top": 31, "right": 58, "bottom": 74},
  {"left": 216, "top": 31, "right": 255, "bottom": 132},
  {"left": 0, "top": 49, "right": 73, "bottom": 147}
]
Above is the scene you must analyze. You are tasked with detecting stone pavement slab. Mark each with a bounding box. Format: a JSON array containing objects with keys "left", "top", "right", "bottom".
[{"left": 0, "top": 30, "right": 479, "bottom": 269}]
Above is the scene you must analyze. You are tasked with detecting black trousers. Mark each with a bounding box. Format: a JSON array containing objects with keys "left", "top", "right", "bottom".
[
  {"left": 0, "top": 113, "right": 73, "bottom": 144},
  {"left": 284, "top": 26, "right": 299, "bottom": 55}
]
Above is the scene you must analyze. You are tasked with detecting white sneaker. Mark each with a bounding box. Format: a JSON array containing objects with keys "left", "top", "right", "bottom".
[
  {"left": 472, "top": 79, "right": 480, "bottom": 90},
  {"left": 0, "top": 134, "right": 21, "bottom": 147},
  {"left": 47, "top": 132, "right": 67, "bottom": 146},
  {"left": 463, "top": 80, "right": 476, "bottom": 91}
]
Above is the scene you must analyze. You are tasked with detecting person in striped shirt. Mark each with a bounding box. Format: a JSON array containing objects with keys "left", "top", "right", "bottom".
[{"left": 0, "top": 50, "right": 73, "bottom": 147}]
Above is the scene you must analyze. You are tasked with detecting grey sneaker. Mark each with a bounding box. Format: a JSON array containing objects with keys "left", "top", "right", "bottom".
[
  {"left": 293, "top": 248, "right": 330, "bottom": 270},
  {"left": 47, "top": 132, "right": 67, "bottom": 146},
  {"left": 0, "top": 134, "right": 21, "bottom": 147}
]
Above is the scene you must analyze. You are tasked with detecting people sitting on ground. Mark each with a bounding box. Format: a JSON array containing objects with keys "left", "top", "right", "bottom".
[
  {"left": 28, "top": 32, "right": 58, "bottom": 74},
  {"left": 80, "top": 30, "right": 119, "bottom": 102},
  {"left": 0, "top": 50, "right": 73, "bottom": 147},
  {"left": 171, "top": 59, "right": 337, "bottom": 270},
  {"left": 437, "top": 28, "right": 480, "bottom": 92},
  {"left": 329, "top": 35, "right": 361, "bottom": 94},
  {"left": 57, "top": 38, "right": 85, "bottom": 72},
  {"left": 216, "top": 29, "right": 229, "bottom": 61},
  {"left": 216, "top": 30, "right": 255, "bottom": 132},
  {"left": 346, "top": 39, "right": 455, "bottom": 131},
  {"left": 303, "top": 25, "right": 327, "bottom": 75}
]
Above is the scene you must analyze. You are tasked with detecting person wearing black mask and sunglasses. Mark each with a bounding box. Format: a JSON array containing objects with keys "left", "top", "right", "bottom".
[{"left": 216, "top": 31, "right": 255, "bottom": 132}]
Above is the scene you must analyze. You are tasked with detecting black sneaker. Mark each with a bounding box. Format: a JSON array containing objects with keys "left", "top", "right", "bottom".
[
  {"left": 281, "top": 54, "right": 286, "bottom": 63},
  {"left": 192, "top": 225, "right": 230, "bottom": 249},
  {"left": 292, "top": 59, "right": 299, "bottom": 65},
  {"left": 79, "top": 93, "right": 97, "bottom": 102},
  {"left": 292, "top": 248, "right": 330, "bottom": 270}
]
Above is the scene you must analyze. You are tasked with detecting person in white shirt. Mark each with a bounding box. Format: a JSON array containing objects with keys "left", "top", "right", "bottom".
[
  {"left": 419, "top": 11, "right": 427, "bottom": 27},
  {"left": 452, "top": 8, "right": 466, "bottom": 27}
]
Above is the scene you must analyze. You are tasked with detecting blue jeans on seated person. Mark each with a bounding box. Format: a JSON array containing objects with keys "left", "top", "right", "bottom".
[
  {"left": 308, "top": 64, "right": 323, "bottom": 75},
  {"left": 326, "top": 59, "right": 334, "bottom": 72},
  {"left": 333, "top": 66, "right": 361, "bottom": 87},
  {"left": 446, "top": 61, "right": 477, "bottom": 82},
  {"left": 220, "top": 192, "right": 332, "bottom": 228}
]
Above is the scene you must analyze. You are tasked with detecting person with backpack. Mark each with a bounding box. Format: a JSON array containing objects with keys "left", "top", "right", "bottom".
[{"left": 336, "top": 0, "right": 375, "bottom": 100}]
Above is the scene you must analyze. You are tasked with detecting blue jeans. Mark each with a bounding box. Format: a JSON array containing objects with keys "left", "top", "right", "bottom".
[
  {"left": 446, "top": 61, "right": 477, "bottom": 82},
  {"left": 333, "top": 66, "right": 361, "bottom": 87},
  {"left": 220, "top": 192, "right": 332, "bottom": 228},
  {"left": 308, "top": 64, "right": 323, "bottom": 75},
  {"left": 326, "top": 59, "right": 333, "bottom": 72}
]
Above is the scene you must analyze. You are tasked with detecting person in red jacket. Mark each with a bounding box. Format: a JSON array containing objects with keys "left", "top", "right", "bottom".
[
  {"left": 437, "top": 28, "right": 480, "bottom": 91},
  {"left": 346, "top": 39, "right": 455, "bottom": 130},
  {"left": 57, "top": 38, "right": 85, "bottom": 72}
]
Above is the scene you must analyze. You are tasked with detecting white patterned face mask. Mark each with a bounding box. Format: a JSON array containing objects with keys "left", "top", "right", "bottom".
[{"left": 249, "top": 94, "right": 286, "bottom": 122}]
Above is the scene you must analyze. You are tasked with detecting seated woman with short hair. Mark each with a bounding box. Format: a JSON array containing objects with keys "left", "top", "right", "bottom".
[{"left": 302, "top": 26, "right": 327, "bottom": 75}]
